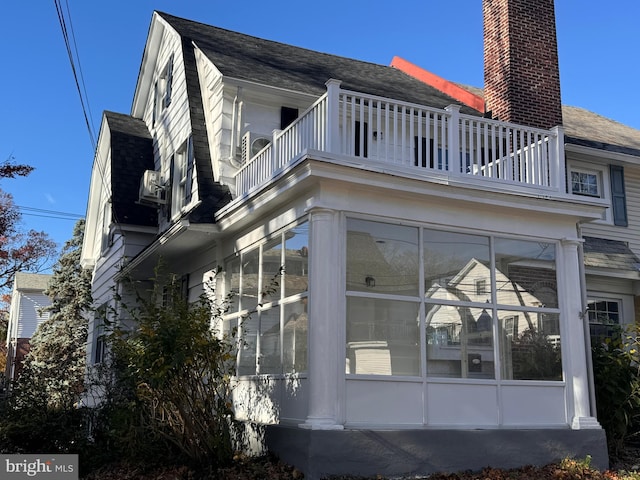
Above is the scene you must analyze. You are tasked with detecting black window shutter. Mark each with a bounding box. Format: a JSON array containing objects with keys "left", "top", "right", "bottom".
[
  {"left": 610, "top": 165, "right": 628, "bottom": 227},
  {"left": 163, "top": 54, "right": 174, "bottom": 109},
  {"left": 185, "top": 137, "right": 194, "bottom": 204},
  {"left": 280, "top": 107, "right": 298, "bottom": 129},
  {"left": 166, "top": 155, "right": 174, "bottom": 221}
]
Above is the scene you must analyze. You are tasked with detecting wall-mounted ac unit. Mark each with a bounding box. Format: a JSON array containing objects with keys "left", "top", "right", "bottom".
[
  {"left": 138, "top": 170, "right": 166, "bottom": 204},
  {"left": 241, "top": 131, "right": 271, "bottom": 164}
]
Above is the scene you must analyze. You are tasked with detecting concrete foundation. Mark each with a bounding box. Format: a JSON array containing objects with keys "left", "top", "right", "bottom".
[{"left": 265, "top": 425, "right": 609, "bottom": 480}]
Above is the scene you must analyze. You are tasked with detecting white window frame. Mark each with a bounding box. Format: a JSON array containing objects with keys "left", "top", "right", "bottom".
[
  {"left": 567, "top": 160, "right": 612, "bottom": 223},
  {"left": 170, "top": 137, "right": 194, "bottom": 219}
]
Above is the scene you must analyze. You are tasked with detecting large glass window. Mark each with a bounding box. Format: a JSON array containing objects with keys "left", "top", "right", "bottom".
[
  {"left": 346, "top": 219, "right": 563, "bottom": 381},
  {"left": 347, "top": 219, "right": 419, "bottom": 296},
  {"left": 225, "top": 221, "right": 309, "bottom": 376}
]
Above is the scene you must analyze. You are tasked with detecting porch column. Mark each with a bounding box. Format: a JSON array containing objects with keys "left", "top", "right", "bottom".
[
  {"left": 300, "top": 207, "right": 343, "bottom": 430},
  {"left": 561, "top": 238, "right": 601, "bottom": 430}
]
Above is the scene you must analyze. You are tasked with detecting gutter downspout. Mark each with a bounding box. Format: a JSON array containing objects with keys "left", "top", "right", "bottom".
[
  {"left": 577, "top": 222, "right": 597, "bottom": 417},
  {"left": 229, "top": 87, "right": 240, "bottom": 159},
  {"left": 229, "top": 86, "right": 244, "bottom": 165}
]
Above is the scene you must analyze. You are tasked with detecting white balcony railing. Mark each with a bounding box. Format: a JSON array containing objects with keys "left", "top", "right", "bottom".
[{"left": 235, "top": 79, "right": 565, "bottom": 197}]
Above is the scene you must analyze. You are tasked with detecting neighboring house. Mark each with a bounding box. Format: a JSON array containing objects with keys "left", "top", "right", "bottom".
[
  {"left": 80, "top": 0, "right": 640, "bottom": 477},
  {"left": 4, "top": 273, "right": 52, "bottom": 381}
]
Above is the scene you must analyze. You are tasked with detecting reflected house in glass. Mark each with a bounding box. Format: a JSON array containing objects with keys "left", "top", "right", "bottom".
[{"left": 76, "top": 0, "right": 640, "bottom": 477}]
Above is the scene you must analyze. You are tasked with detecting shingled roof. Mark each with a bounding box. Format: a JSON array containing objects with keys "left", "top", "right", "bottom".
[
  {"left": 583, "top": 236, "right": 640, "bottom": 273},
  {"left": 456, "top": 84, "right": 640, "bottom": 158},
  {"left": 104, "top": 111, "right": 157, "bottom": 227},
  {"left": 157, "top": 12, "right": 479, "bottom": 116}
]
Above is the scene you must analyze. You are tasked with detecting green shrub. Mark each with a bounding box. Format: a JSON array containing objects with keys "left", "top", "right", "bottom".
[
  {"left": 99, "top": 267, "right": 238, "bottom": 469},
  {"left": 592, "top": 323, "right": 640, "bottom": 456}
]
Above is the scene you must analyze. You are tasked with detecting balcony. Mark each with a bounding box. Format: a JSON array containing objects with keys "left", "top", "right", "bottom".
[{"left": 235, "top": 79, "right": 566, "bottom": 199}]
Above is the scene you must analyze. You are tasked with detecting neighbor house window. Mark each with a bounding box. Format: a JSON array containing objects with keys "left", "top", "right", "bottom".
[
  {"left": 224, "top": 221, "right": 309, "bottom": 376},
  {"left": 346, "top": 219, "right": 562, "bottom": 381}
]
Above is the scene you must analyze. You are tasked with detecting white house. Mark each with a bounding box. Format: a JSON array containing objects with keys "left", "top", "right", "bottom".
[
  {"left": 78, "top": 0, "right": 640, "bottom": 477},
  {"left": 4, "top": 273, "right": 52, "bottom": 381}
]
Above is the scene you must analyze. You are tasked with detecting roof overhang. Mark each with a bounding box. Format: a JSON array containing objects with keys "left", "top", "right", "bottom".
[
  {"left": 117, "top": 218, "right": 221, "bottom": 280},
  {"left": 565, "top": 142, "right": 640, "bottom": 166},
  {"left": 215, "top": 150, "right": 608, "bottom": 234}
]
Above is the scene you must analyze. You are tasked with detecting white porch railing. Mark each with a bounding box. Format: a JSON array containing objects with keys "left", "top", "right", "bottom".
[{"left": 235, "top": 79, "right": 566, "bottom": 197}]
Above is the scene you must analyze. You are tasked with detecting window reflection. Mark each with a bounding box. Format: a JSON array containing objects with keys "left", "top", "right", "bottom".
[
  {"left": 424, "top": 230, "right": 491, "bottom": 301},
  {"left": 283, "top": 298, "right": 308, "bottom": 373},
  {"left": 346, "top": 297, "right": 420, "bottom": 376},
  {"left": 346, "top": 219, "right": 563, "bottom": 382},
  {"left": 225, "top": 221, "right": 309, "bottom": 377},
  {"left": 284, "top": 224, "right": 309, "bottom": 297},
  {"left": 426, "top": 303, "right": 494, "bottom": 379},
  {"left": 499, "top": 311, "right": 562, "bottom": 381},
  {"left": 494, "top": 238, "right": 558, "bottom": 309},
  {"left": 347, "top": 219, "right": 419, "bottom": 296}
]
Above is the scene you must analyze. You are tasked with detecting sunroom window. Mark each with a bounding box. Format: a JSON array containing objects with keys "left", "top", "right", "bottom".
[
  {"left": 346, "top": 218, "right": 562, "bottom": 381},
  {"left": 224, "top": 221, "right": 309, "bottom": 376}
]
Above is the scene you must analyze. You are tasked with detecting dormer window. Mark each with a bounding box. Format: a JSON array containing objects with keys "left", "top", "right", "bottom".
[
  {"left": 152, "top": 54, "right": 174, "bottom": 126},
  {"left": 169, "top": 136, "right": 195, "bottom": 219},
  {"left": 162, "top": 54, "right": 174, "bottom": 109}
]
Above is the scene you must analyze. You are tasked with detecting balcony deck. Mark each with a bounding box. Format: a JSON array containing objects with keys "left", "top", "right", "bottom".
[{"left": 235, "top": 79, "right": 566, "bottom": 199}]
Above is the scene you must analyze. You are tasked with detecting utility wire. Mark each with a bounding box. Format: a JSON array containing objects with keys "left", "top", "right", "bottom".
[
  {"left": 17, "top": 205, "right": 84, "bottom": 220},
  {"left": 53, "top": 0, "right": 120, "bottom": 228},
  {"left": 54, "top": 0, "right": 96, "bottom": 151}
]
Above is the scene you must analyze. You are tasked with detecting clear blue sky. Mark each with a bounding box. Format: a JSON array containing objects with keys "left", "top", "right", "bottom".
[{"left": 1, "top": 1, "right": 638, "bottom": 257}]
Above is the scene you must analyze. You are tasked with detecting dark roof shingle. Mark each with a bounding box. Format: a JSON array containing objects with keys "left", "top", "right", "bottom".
[
  {"left": 583, "top": 236, "right": 640, "bottom": 272},
  {"left": 105, "top": 111, "right": 158, "bottom": 227},
  {"left": 157, "top": 11, "right": 478, "bottom": 115}
]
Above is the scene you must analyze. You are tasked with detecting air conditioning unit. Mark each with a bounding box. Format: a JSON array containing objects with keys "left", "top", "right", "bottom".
[
  {"left": 138, "top": 170, "right": 166, "bottom": 204},
  {"left": 241, "top": 131, "right": 271, "bottom": 164}
]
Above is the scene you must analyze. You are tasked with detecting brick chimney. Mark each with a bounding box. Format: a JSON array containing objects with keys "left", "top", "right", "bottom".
[{"left": 483, "top": 0, "right": 563, "bottom": 129}]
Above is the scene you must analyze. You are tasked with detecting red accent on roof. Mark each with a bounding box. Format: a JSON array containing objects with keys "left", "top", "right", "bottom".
[{"left": 390, "top": 56, "right": 485, "bottom": 113}]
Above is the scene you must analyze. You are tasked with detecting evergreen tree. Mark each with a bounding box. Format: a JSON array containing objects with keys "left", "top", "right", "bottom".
[{"left": 18, "top": 220, "right": 92, "bottom": 409}]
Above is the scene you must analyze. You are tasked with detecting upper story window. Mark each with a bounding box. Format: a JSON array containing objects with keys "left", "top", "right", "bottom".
[
  {"left": 152, "top": 54, "right": 174, "bottom": 127},
  {"left": 568, "top": 161, "right": 627, "bottom": 226},
  {"left": 167, "top": 136, "right": 195, "bottom": 220},
  {"left": 571, "top": 169, "right": 600, "bottom": 197}
]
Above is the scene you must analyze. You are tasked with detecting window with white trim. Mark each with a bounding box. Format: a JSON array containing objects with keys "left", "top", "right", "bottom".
[
  {"left": 567, "top": 161, "right": 628, "bottom": 226},
  {"left": 346, "top": 218, "right": 562, "bottom": 381},
  {"left": 587, "top": 297, "right": 621, "bottom": 345},
  {"left": 170, "top": 136, "right": 195, "bottom": 218},
  {"left": 224, "top": 221, "right": 309, "bottom": 376}
]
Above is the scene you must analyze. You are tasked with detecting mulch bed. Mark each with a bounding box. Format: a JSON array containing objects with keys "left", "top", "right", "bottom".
[{"left": 83, "top": 451, "right": 640, "bottom": 480}]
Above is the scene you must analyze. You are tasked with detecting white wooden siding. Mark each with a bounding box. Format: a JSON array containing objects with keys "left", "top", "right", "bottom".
[
  {"left": 142, "top": 24, "right": 195, "bottom": 233},
  {"left": 15, "top": 292, "right": 51, "bottom": 338}
]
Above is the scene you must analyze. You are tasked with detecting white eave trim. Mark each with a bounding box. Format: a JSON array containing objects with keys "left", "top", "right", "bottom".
[{"left": 565, "top": 143, "right": 640, "bottom": 166}]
